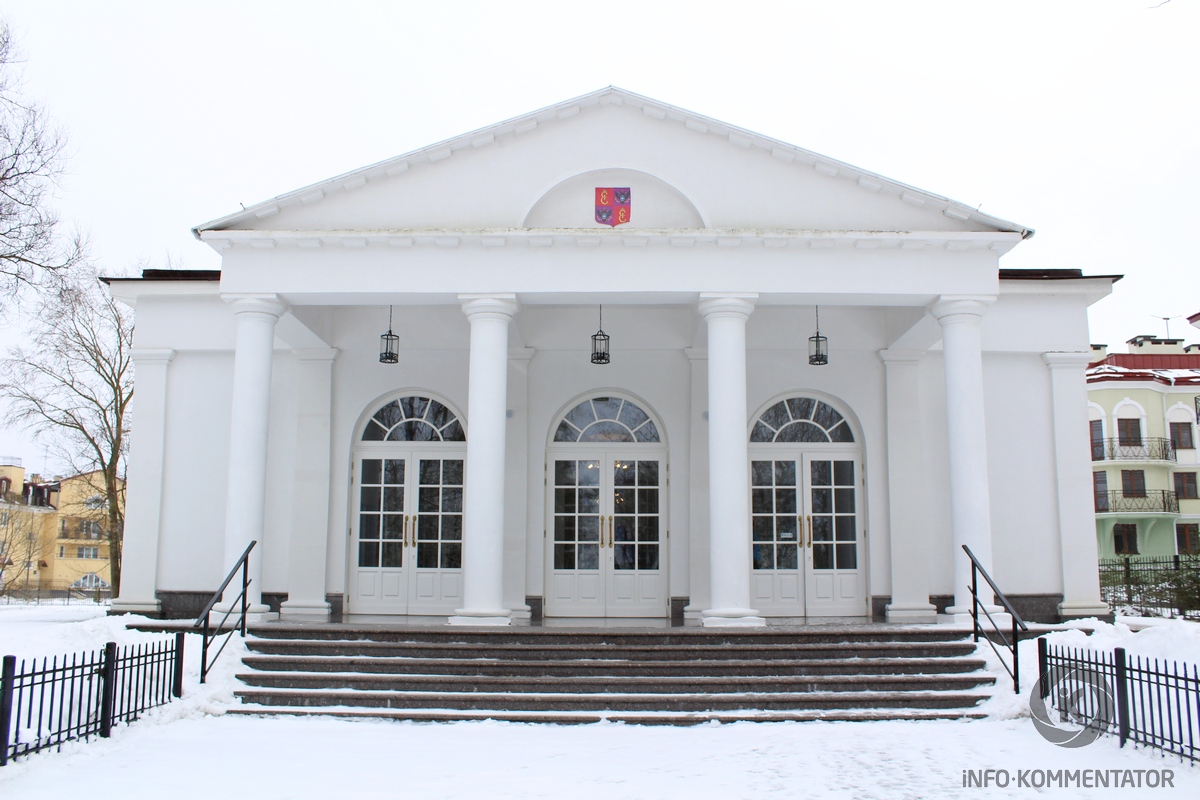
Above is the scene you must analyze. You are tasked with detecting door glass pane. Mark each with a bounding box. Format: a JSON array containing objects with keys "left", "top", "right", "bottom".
[
  {"left": 811, "top": 459, "right": 856, "bottom": 572},
  {"left": 553, "top": 460, "right": 601, "bottom": 572},
  {"left": 613, "top": 459, "right": 660, "bottom": 571},
  {"left": 416, "top": 459, "right": 464, "bottom": 569},
  {"left": 359, "top": 458, "right": 402, "bottom": 569},
  {"left": 751, "top": 460, "right": 800, "bottom": 571}
]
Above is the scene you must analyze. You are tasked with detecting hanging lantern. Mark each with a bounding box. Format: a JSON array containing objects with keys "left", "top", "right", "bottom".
[
  {"left": 591, "top": 305, "right": 610, "bottom": 365},
  {"left": 808, "top": 306, "right": 828, "bottom": 366},
  {"left": 379, "top": 306, "right": 399, "bottom": 364}
]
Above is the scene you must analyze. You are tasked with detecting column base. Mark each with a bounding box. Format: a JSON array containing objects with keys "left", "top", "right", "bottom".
[
  {"left": 1057, "top": 600, "right": 1111, "bottom": 620},
  {"left": 945, "top": 605, "right": 1009, "bottom": 629},
  {"left": 211, "top": 602, "right": 278, "bottom": 625},
  {"left": 885, "top": 603, "right": 938, "bottom": 624},
  {"left": 279, "top": 600, "right": 332, "bottom": 622},
  {"left": 701, "top": 608, "right": 767, "bottom": 627},
  {"left": 109, "top": 598, "right": 161, "bottom": 617},
  {"left": 449, "top": 608, "right": 512, "bottom": 626}
]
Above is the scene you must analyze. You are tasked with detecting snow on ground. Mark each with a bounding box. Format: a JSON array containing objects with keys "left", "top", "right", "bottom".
[{"left": 1, "top": 605, "right": 1197, "bottom": 799}]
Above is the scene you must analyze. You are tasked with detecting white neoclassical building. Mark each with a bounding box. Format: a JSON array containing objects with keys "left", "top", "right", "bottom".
[{"left": 107, "top": 87, "right": 1112, "bottom": 626}]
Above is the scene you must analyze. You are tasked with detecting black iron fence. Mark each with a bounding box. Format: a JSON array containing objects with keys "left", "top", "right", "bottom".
[
  {"left": 1094, "top": 490, "right": 1178, "bottom": 514},
  {"left": 1039, "top": 640, "right": 1199, "bottom": 762},
  {"left": 0, "top": 583, "right": 112, "bottom": 605},
  {"left": 0, "top": 634, "right": 183, "bottom": 766},
  {"left": 1099, "top": 555, "right": 1200, "bottom": 619},
  {"left": 1092, "top": 437, "right": 1176, "bottom": 462}
]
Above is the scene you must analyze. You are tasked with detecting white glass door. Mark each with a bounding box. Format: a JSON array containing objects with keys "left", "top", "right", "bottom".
[
  {"left": 352, "top": 452, "right": 464, "bottom": 614},
  {"left": 751, "top": 453, "right": 865, "bottom": 616},
  {"left": 546, "top": 453, "right": 667, "bottom": 617}
]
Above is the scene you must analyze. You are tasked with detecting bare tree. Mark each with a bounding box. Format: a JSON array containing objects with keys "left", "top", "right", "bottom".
[
  {"left": 0, "top": 20, "right": 83, "bottom": 304},
  {"left": 0, "top": 264, "right": 132, "bottom": 591},
  {"left": 0, "top": 499, "right": 47, "bottom": 593}
]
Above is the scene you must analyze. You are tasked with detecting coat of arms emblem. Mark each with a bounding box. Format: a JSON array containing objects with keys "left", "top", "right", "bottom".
[{"left": 595, "top": 187, "right": 631, "bottom": 227}]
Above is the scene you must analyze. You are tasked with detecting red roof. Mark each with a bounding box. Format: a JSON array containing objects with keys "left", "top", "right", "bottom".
[{"left": 1102, "top": 354, "right": 1200, "bottom": 370}]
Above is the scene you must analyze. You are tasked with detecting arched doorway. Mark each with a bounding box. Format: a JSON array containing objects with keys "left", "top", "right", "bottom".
[
  {"left": 748, "top": 395, "right": 867, "bottom": 617},
  {"left": 545, "top": 394, "right": 668, "bottom": 618},
  {"left": 349, "top": 394, "right": 467, "bottom": 615}
]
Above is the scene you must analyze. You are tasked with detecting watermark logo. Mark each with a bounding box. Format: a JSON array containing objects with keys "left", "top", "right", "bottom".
[{"left": 1029, "top": 665, "right": 1115, "bottom": 748}]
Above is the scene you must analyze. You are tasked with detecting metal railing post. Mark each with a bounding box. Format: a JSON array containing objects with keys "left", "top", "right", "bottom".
[
  {"left": 970, "top": 561, "right": 979, "bottom": 643},
  {"left": 240, "top": 557, "right": 249, "bottom": 638},
  {"left": 1037, "top": 638, "right": 1049, "bottom": 700},
  {"left": 200, "top": 615, "right": 210, "bottom": 685},
  {"left": 1114, "top": 646, "right": 1130, "bottom": 748},
  {"left": 172, "top": 632, "right": 185, "bottom": 699},
  {"left": 1012, "top": 611, "right": 1020, "bottom": 693},
  {"left": 1, "top": 655, "right": 15, "bottom": 766},
  {"left": 99, "top": 642, "right": 117, "bottom": 738}
]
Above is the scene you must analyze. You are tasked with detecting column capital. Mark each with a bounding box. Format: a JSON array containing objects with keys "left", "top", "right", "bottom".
[
  {"left": 459, "top": 293, "right": 518, "bottom": 320},
  {"left": 222, "top": 293, "right": 286, "bottom": 318},
  {"left": 1041, "top": 351, "right": 1093, "bottom": 369},
  {"left": 878, "top": 348, "right": 925, "bottom": 365},
  {"left": 928, "top": 295, "right": 994, "bottom": 323},
  {"left": 698, "top": 293, "right": 757, "bottom": 320},
  {"left": 131, "top": 348, "right": 176, "bottom": 366}
]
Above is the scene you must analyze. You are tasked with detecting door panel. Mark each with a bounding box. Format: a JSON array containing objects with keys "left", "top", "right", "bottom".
[
  {"left": 750, "top": 453, "right": 866, "bottom": 617},
  {"left": 351, "top": 452, "right": 464, "bottom": 615},
  {"left": 546, "top": 452, "right": 667, "bottom": 618}
]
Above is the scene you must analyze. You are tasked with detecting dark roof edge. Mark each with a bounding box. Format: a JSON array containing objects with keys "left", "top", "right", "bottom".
[
  {"left": 100, "top": 269, "right": 222, "bottom": 285},
  {"left": 999, "top": 269, "right": 1123, "bottom": 283}
]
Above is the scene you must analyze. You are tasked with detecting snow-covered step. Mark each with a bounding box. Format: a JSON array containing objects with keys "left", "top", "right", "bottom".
[
  {"left": 240, "top": 653, "right": 988, "bottom": 677},
  {"left": 235, "top": 670, "right": 994, "bottom": 695},
  {"left": 225, "top": 706, "right": 989, "bottom": 725},
  {"left": 233, "top": 687, "right": 993, "bottom": 712}
]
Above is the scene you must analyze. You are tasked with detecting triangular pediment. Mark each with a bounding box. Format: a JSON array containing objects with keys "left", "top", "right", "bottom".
[{"left": 194, "top": 87, "right": 1030, "bottom": 240}]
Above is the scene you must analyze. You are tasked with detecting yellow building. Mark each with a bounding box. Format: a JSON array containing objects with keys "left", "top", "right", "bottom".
[
  {"left": 1087, "top": 337, "right": 1200, "bottom": 557},
  {"left": 0, "top": 457, "right": 118, "bottom": 595}
]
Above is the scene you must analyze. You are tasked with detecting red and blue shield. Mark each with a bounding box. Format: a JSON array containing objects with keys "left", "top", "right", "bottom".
[{"left": 595, "top": 187, "right": 631, "bottom": 227}]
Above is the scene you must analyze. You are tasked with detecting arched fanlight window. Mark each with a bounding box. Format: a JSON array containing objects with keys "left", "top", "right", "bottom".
[
  {"left": 750, "top": 397, "right": 855, "bottom": 443},
  {"left": 361, "top": 396, "right": 466, "bottom": 442},
  {"left": 554, "top": 396, "right": 660, "bottom": 443}
]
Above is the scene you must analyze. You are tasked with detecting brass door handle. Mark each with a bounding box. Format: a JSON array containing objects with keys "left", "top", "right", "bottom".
[
  {"left": 805, "top": 515, "right": 812, "bottom": 548},
  {"left": 404, "top": 515, "right": 411, "bottom": 548},
  {"left": 608, "top": 515, "right": 614, "bottom": 548}
]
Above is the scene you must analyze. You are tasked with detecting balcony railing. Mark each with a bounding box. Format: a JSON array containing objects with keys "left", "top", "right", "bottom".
[
  {"left": 1094, "top": 490, "right": 1179, "bottom": 514},
  {"left": 1091, "top": 437, "right": 1176, "bottom": 462}
]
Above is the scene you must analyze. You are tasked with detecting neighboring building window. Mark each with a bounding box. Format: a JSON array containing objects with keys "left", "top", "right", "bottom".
[
  {"left": 71, "top": 573, "right": 110, "bottom": 590},
  {"left": 1175, "top": 472, "right": 1198, "bottom": 500},
  {"left": 77, "top": 520, "right": 103, "bottom": 538},
  {"left": 0, "top": 510, "right": 8, "bottom": 525},
  {"left": 1113, "top": 523, "right": 1139, "bottom": 555},
  {"left": 1178, "top": 524, "right": 1200, "bottom": 554},
  {"left": 77, "top": 546, "right": 100, "bottom": 559},
  {"left": 1170, "top": 422, "right": 1195, "bottom": 450},
  {"left": 1121, "top": 470, "right": 1146, "bottom": 497},
  {"left": 1089, "top": 420, "right": 1104, "bottom": 460},
  {"left": 61, "top": 518, "right": 67, "bottom": 534},
  {"left": 58, "top": 546, "right": 64, "bottom": 558},
  {"left": 1093, "top": 472, "right": 1109, "bottom": 511},
  {"left": 1117, "top": 418, "right": 1142, "bottom": 446}
]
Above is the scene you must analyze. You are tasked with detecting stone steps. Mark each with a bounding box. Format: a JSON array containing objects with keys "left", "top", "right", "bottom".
[
  {"left": 240, "top": 654, "right": 986, "bottom": 676},
  {"left": 230, "top": 624, "right": 996, "bottom": 724}
]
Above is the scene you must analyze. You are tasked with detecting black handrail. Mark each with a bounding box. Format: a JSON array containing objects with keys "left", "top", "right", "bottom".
[
  {"left": 193, "top": 540, "right": 255, "bottom": 684},
  {"left": 963, "top": 544, "right": 1029, "bottom": 693}
]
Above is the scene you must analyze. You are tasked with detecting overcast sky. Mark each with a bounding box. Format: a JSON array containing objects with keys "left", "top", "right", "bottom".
[{"left": 1, "top": 0, "right": 1197, "bottom": 470}]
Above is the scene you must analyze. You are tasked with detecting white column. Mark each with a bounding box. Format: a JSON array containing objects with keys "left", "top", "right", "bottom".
[
  {"left": 1043, "top": 352, "right": 1110, "bottom": 619},
  {"left": 280, "top": 348, "right": 338, "bottom": 621},
  {"left": 450, "top": 294, "right": 518, "bottom": 626},
  {"left": 930, "top": 297, "right": 998, "bottom": 616},
  {"left": 698, "top": 293, "right": 764, "bottom": 627},
  {"left": 110, "top": 349, "right": 175, "bottom": 616},
  {"left": 220, "top": 294, "right": 285, "bottom": 618},
  {"left": 880, "top": 349, "right": 938, "bottom": 623}
]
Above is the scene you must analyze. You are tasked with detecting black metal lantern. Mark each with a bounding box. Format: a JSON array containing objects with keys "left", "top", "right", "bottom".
[
  {"left": 808, "top": 306, "right": 828, "bottom": 366},
  {"left": 591, "top": 305, "right": 610, "bottom": 365},
  {"left": 379, "top": 306, "right": 399, "bottom": 364}
]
